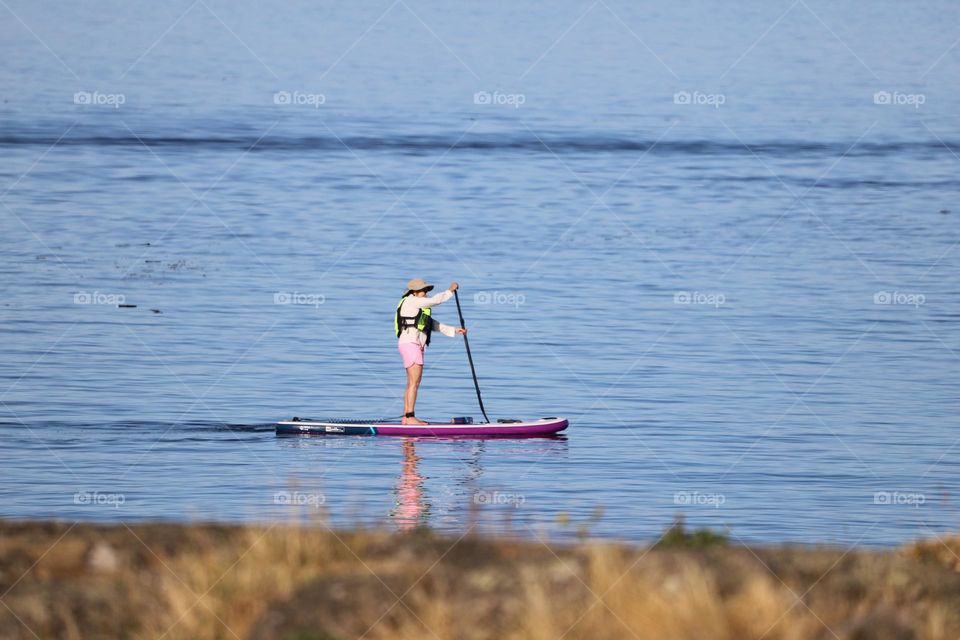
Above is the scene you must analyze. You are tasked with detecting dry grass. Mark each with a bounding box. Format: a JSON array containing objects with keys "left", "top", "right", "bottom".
[{"left": 1, "top": 519, "right": 959, "bottom": 640}]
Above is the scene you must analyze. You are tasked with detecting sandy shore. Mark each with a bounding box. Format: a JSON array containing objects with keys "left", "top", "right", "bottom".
[{"left": 1, "top": 519, "right": 958, "bottom": 639}]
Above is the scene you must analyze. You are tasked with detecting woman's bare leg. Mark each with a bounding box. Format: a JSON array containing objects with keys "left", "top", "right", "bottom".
[{"left": 403, "top": 364, "right": 427, "bottom": 425}]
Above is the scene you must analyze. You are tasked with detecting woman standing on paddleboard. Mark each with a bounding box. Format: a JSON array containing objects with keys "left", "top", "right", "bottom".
[{"left": 396, "top": 278, "right": 467, "bottom": 425}]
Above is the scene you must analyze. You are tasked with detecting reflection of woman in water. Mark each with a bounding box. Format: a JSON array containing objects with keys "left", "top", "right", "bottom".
[
  {"left": 391, "top": 438, "right": 488, "bottom": 531},
  {"left": 392, "top": 439, "right": 428, "bottom": 530}
]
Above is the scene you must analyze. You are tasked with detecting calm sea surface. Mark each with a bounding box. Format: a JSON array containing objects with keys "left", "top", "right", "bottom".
[{"left": 1, "top": 0, "right": 958, "bottom": 545}]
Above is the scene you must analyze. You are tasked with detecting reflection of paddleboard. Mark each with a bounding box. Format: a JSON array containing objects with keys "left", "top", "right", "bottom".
[{"left": 276, "top": 417, "right": 568, "bottom": 437}]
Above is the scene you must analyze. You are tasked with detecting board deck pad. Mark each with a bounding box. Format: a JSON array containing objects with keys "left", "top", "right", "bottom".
[{"left": 276, "top": 416, "right": 568, "bottom": 437}]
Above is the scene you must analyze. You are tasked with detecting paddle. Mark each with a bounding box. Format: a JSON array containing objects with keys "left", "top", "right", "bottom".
[{"left": 453, "top": 289, "right": 490, "bottom": 424}]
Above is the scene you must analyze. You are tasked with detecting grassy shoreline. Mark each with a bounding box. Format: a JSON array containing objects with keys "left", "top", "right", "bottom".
[{"left": 1, "top": 519, "right": 959, "bottom": 639}]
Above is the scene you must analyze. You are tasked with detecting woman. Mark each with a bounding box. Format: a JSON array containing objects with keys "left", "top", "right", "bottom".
[{"left": 395, "top": 278, "right": 467, "bottom": 425}]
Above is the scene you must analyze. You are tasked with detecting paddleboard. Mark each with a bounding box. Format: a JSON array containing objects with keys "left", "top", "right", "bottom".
[{"left": 276, "top": 416, "right": 568, "bottom": 437}]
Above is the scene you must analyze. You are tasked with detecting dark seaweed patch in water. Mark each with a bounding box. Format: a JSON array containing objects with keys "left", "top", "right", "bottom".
[{"left": 117, "top": 257, "right": 210, "bottom": 280}]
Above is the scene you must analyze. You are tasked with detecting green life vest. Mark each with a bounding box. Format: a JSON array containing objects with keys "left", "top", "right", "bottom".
[{"left": 395, "top": 296, "right": 433, "bottom": 345}]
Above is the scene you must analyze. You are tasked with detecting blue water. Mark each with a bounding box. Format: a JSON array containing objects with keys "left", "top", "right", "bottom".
[{"left": 1, "top": 0, "right": 958, "bottom": 546}]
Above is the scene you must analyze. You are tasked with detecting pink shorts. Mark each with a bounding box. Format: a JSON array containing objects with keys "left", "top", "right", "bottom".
[{"left": 398, "top": 342, "right": 424, "bottom": 368}]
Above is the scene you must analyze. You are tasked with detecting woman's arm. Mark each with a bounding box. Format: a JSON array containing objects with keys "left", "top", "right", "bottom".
[
  {"left": 432, "top": 319, "right": 467, "bottom": 337},
  {"left": 432, "top": 319, "right": 457, "bottom": 338},
  {"left": 409, "top": 288, "right": 453, "bottom": 309}
]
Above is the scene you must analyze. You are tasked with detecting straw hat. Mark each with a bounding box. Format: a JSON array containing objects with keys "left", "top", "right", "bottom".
[{"left": 405, "top": 278, "right": 434, "bottom": 294}]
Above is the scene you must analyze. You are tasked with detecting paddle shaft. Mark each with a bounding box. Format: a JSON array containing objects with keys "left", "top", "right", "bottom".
[{"left": 453, "top": 289, "right": 490, "bottom": 424}]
